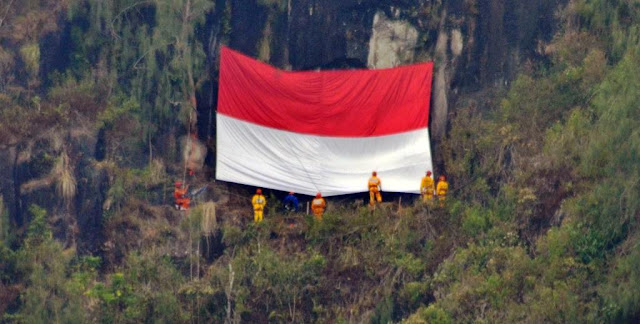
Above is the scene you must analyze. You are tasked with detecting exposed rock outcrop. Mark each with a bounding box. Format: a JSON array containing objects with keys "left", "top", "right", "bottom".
[
  {"left": 219, "top": 0, "right": 560, "bottom": 143},
  {"left": 367, "top": 11, "right": 418, "bottom": 69}
]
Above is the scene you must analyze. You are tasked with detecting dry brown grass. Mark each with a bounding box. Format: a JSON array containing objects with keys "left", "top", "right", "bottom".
[
  {"left": 200, "top": 201, "right": 217, "bottom": 235},
  {"left": 93, "top": 160, "right": 117, "bottom": 173},
  {"left": 58, "top": 168, "right": 77, "bottom": 201},
  {"left": 49, "top": 130, "right": 64, "bottom": 151},
  {"left": 20, "top": 176, "right": 55, "bottom": 194},
  {"left": 148, "top": 158, "right": 166, "bottom": 185},
  {"left": 55, "top": 151, "right": 76, "bottom": 202}
]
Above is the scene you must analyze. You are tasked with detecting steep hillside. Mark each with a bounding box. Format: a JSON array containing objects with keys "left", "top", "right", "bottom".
[
  {"left": 1, "top": 0, "right": 564, "bottom": 238},
  {"left": 2, "top": 0, "right": 640, "bottom": 322}
]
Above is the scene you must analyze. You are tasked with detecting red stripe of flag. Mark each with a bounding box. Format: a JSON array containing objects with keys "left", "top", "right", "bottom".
[{"left": 218, "top": 46, "right": 433, "bottom": 137}]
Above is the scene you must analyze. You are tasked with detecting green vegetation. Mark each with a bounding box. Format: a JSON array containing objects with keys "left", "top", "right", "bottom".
[{"left": 1, "top": 0, "right": 640, "bottom": 322}]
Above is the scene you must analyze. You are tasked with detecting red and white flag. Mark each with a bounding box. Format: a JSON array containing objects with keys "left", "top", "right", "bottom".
[{"left": 216, "top": 46, "right": 433, "bottom": 196}]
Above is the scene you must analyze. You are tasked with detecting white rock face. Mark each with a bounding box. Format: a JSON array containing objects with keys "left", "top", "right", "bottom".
[
  {"left": 432, "top": 29, "right": 449, "bottom": 139},
  {"left": 451, "top": 29, "right": 463, "bottom": 57},
  {"left": 181, "top": 135, "right": 207, "bottom": 174},
  {"left": 367, "top": 11, "right": 418, "bottom": 69}
]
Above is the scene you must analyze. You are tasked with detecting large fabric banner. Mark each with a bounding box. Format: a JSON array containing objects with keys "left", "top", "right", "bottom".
[{"left": 216, "top": 46, "right": 433, "bottom": 196}]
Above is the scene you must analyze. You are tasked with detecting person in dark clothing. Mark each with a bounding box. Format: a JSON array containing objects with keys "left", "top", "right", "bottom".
[{"left": 283, "top": 191, "right": 299, "bottom": 212}]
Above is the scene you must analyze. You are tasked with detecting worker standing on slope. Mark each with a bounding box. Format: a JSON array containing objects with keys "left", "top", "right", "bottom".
[
  {"left": 174, "top": 181, "right": 190, "bottom": 211},
  {"left": 420, "top": 171, "right": 435, "bottom": 203},
  {"left": 251, "top": 188, "right": 267, "bottom": 222},
  {"left": 368, "top": 171, "right": 382, "bottom": 206},
  {"left": 436, "top": 175, "right": 449, "bottom": 207},
  {"left": 283, "top": 191, "right": 299, "bottom": 212},
  {"left": 311, "top": 192, "right": 326, "bottom": 220}
]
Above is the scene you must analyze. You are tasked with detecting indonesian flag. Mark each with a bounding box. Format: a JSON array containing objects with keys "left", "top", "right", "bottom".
[{"left": 216, "top": 46, "right": 433, "bottom": 196}]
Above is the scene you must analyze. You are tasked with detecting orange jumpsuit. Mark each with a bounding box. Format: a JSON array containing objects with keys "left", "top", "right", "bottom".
[
  {"left": 174, "top": 187, "right": 190, "bottom": 210},
  {"left": 436, "top": 180, "right": 449, "bottom": 207},
  {"left": 368, "top": 176, "right": 382, "bottom": 206},
  {"left": 251, "top": 194, "right": 267, "bottom": 222},
  {"left": 420, "top": 176, "right": 435, "bottom": 203},
  {"left": 311, "top": 197, "right": 326, "bottom": 220}
]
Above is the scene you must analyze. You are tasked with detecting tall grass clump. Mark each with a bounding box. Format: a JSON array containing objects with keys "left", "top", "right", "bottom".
[
  {"left": 147, "top": 158, "right": 166, "bottom": 186},
  {"left": 55, "top": 151, "right": 76, "bottom": 203},
  {"left": 200, "top": 201, "right": 217, "bottom": 236}
]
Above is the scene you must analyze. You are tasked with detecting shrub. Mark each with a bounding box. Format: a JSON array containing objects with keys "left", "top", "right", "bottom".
[
  {"left": 407, "top": 304, "right": 452, "bottom": 324},
  {"left": 461, "top": 206, "right": 489, "bottom": 238}
]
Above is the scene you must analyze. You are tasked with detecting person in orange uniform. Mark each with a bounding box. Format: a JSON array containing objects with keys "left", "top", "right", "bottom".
[
  {"left": 368, "top": 171, "right": 382, "bottom": 206},
  {"left": 311, "top": 192, "right": 326, "bottom": 221},
  {"left": 420, "top": 171, "right": 435, "bottom": 203},
  {"left": 251, "top": 188, "right": 267, "bottom": 222},
  {"left": 436, "top": 175, "right": 449, "bottom": 207},
  {"left": 174, "top": 181, "right": 190, "bottom": 210}
]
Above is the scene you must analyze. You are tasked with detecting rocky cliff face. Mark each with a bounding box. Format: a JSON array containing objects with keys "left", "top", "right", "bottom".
[
  {"left": 2, "top": 0, "right": 565, "bottom": 255},
  {"left": 220, "top": 0, "right": 563, "bottom": 139}
]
